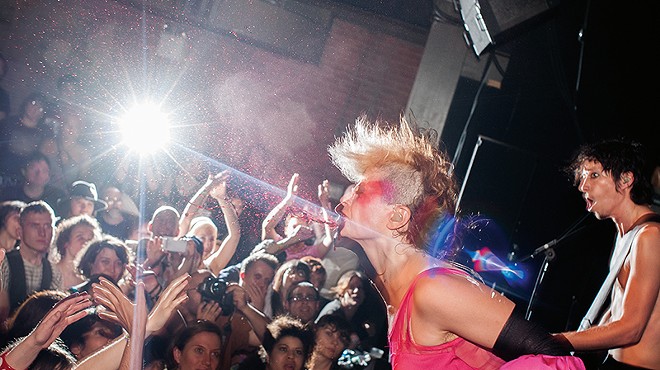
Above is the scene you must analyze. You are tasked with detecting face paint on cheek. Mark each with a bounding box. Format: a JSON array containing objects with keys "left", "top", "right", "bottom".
[{"left": 357, "top": 180, "right": 396, "bottom": 205}]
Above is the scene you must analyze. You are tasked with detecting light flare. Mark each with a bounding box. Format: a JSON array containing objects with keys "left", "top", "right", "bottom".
[
  {"left": 118, "top": 102, "right": 171, "bottom": 154},
  {"left": 469, "top": 247, "right": 525, "bottom": 281}
]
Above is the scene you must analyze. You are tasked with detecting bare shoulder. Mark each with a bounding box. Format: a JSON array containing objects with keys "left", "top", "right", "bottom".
[
  {"left": 632, "top": 223, "right": 660, "bottom": 264},
  {"left": 411, "top": 268, "right": 514, "bottom": 340},
  {"left": 636, "top": 222, "right": 660, "bottom": 250},
  {"left": 413, "top": 270, "right": 500, "bottom": 313}
]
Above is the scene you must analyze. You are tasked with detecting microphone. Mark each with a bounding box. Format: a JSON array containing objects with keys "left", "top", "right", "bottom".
[
  {"left": 515, "top": 212, "right": 592, "bottom": 263},
  {"left": 531, "top": 239, "right": 558, "bottom": 258},
  {"left": 515, "top": 239, "right": 557, "bottom": 263}
]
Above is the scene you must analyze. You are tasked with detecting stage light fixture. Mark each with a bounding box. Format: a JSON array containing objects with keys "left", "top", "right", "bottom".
[{"left": 118, "top": 102, "right": 171, "bottom": 154}]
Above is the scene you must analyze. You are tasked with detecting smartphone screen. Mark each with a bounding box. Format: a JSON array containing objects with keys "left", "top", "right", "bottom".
[{"left": 162, "top": 237, "right": 187, "bottom": 253}]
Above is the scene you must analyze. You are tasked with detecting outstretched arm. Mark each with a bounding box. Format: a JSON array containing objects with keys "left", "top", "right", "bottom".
[
  {"left": 414, "top": 271, "right": 571, "bottom": 361},
  {"left": 92, "top": 279, "right": 146, "bottom": 370},
  {"left": 82, "top": 274, "right": 189, "bottom": 369},
  {"left": 561, "top": 225, "right": 660, "bottom": 350},
  {"left": 262, "top": 173, "right": 299, "bottom": 241},
  {"left": 3, "top": 292, "right": 92, "bottom": 369},
  {"left": 74, "top": 333, "right": 129, "bottom": 370},
  {"left": 205, "top": 172, "right": 241, "bottom": 275}
]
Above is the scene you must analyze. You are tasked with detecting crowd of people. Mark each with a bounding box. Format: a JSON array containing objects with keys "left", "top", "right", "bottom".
[
  {"left": 1, "top": 51, "right": 659, "bottom": 370},
  {"left": 0, "top": 164, "right": 390, "bottom": 370}
]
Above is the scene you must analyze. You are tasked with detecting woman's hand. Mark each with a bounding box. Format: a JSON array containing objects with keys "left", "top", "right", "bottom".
[
  {"left": 37, "top": 292, "right": 93, "bottom": 347},
  {"left": 4, "top": 292, "right": 92, "bottom": 369},
  {"left": 285, "top": 173, "right": 300, "bottom": 204},
  {"left": 146, "top": 273, "right": 189, "bottom": 336},
  {"left": 318, "top": 179, "right": 331, "bottom": 209},
  {"left": 93, "top": 277, "right": 138, "bottom": 332},
  {"left": 208, "top": 170, "right": 230, "bottom": 201}
]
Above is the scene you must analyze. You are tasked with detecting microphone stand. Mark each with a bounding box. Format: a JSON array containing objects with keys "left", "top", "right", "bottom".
[{"left": 517, "top": 213, "right": 592, "bottom": 320}]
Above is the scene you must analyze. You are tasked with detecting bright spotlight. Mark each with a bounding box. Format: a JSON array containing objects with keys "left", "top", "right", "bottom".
[{"left": 118, "top": 102, "right": 171, "bottom": 153}]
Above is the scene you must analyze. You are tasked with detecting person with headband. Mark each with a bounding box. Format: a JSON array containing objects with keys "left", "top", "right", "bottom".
[{"left": 328, "top": 116, "right": 584, "bottom": 369}]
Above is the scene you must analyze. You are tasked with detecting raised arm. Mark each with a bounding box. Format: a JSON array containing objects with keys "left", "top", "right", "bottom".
[
  {"left": 262, "top": 173, "right": 299, "bottom": 241},
  {"left": 204, "top": 172, "right": 241, "bottom": 275},
  {"left": 179, "top": 171, "right": 230, "bottom": 237},
  {"left": 265, "top": 180, "right": 336, "bottom": 259},
  {"left": 74, "top": 333, "right": 129, "bottom": 370},
  {"left": 226, "top": 284, "right": 271, "bottom": 345},
  {"left": 2, "top": 292, "right": 92, "bottom": 369},
  {"left": 312, "top": 180, "right": 337, "bottom": 258},
  {"left": 260, "top": 224, "right": 315, "bottom": 256},
  {"left": 91, "top": 278, "right": 146, "bottom": 370},
  {"left": 83, "top": 274, "right": 190, "bottom": 370}
]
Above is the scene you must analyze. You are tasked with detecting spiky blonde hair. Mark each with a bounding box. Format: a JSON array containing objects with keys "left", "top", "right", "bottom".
[{"left": 328, "top": 115, "right": 458, "bottom": 249}]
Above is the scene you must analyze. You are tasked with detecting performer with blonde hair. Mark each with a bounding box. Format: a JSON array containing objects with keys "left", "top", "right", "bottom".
[{"left": 328, "top": 116, "right": 584, "bottom": 369}]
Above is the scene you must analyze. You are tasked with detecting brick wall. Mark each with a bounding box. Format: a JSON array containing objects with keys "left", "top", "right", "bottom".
[{"left": 0, "top": 0, "right": 425, "bottom": 198}]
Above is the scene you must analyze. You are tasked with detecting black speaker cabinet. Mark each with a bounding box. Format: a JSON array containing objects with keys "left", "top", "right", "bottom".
[{"left": 459, "top": 0, "right": 559, "bottom": 55}]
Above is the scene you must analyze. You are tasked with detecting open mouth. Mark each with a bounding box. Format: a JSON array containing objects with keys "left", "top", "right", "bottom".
[
  {"left": 331, "top": 206, "right": 346, "bottom": 233},
  {"left": 584, "top": 196, "right": 594, "bottom": 210}
]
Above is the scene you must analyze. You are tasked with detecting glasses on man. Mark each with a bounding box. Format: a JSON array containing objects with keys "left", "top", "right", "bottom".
[{"left": 289, "top": 295, "right": 319, "bottom": 303}]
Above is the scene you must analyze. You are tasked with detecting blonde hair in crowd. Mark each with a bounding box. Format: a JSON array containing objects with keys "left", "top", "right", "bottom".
[{"left": 328, "top": 115, "right": 458, "bottom": 249}]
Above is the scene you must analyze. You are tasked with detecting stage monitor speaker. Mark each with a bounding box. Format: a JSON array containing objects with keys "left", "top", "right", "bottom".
[
  {"left": 456, "top": 135, "right": 537, "bottom": 241},
  {"left": 459, "top": 0, "right": 559, "bottom": 55}
]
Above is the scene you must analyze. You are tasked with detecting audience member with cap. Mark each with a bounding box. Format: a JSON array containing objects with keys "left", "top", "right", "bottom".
[{"left": 56, "top": 180, "right": 107, "bottom": 221}]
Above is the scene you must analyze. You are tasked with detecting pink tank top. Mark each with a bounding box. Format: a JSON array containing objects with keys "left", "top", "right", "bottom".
[
  {"left": 388, "top": 267, "right": 506, "bottom": 370},
  {"left": 387, "top": 267, "right": 586, "bottom": 370}
]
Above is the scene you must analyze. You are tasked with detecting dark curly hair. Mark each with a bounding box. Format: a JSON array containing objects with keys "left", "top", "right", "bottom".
[
  {"left": 568, "top": 139, "right": 654, "bottom": 205},
  {"left": 263, "top": 315, "right": 315, "bottom": 363},
  {"left": 53, "top": 214, "right": 102, "bottom": 260},
  {"left": 74, "top": 235, "right": 131, "bottom": 281}
]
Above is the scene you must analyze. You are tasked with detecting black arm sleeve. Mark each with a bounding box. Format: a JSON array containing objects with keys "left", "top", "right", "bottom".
[{"left": 492, "top": 307, "right": 574, "bottom": 361}]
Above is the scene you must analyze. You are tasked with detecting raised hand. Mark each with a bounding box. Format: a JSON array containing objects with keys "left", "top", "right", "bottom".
[
  {"left": 91, "top": 279, "right": 150, "bottom": 370},
  {"left": 93, "top": 277, "right": 139, "bottom": 332},
  {"left": 145, "top": 273, "right": 189, "bottom": 335},
  {"left": 318, "top": 179, "right": 331, "bottom": 209},
  {"left": 143, "top": 237, "right": 166, "bottom": 271},
  {"left": 36, "top": 291, "right": 93, "bottom": 347},
  {"left": 196, "top": 301, "right": 222, "bottom": 322},
  {"left": 3, "top": 292, "right": 93, "bottom": 370},
  {"left": 285, "top": 173, "right": 300, "bottom": 204},
  {"left": 208, "top": 170, "right": 230, "bottom": 201}
]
